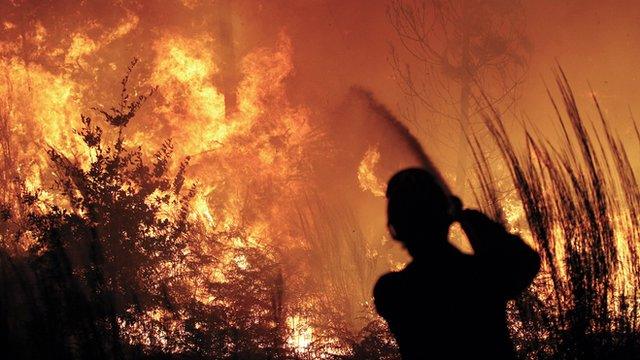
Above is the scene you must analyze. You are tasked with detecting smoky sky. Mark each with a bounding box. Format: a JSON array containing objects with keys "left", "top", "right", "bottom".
[
  {"left": 1, "top": 0, "right": 638, "bottom": 190},
  {"left": 226, "top": 0, "right": 640, "bottom": 179}
]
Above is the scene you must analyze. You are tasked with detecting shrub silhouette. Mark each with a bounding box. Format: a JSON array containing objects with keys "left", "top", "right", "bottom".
[{"left": 0, "top": 61, "right": 398, "bottom": 360}]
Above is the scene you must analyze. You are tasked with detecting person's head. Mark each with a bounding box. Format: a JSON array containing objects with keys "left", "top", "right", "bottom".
[{"left": 386, "top": 168, "right": 453, "bottom": 257}]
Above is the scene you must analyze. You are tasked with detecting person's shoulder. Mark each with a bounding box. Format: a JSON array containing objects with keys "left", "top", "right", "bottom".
[
  {"left": 373, "top": 270, "right": 408, "bottom": 302},
  {"left": 373, "top": 271, "right": 404, "bottom": 317}
]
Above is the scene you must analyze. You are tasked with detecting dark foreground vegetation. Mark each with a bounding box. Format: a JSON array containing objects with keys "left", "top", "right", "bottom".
[{"left": 1, "top": 67, "right": 639, "bottom": 359}]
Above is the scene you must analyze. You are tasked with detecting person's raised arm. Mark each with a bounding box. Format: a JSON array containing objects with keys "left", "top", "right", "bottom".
[{"left": 459, "top": 209, "right": 541, "bottom": 299}]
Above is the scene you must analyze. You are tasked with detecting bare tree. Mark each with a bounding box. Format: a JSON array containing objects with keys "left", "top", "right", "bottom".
[{"left": 388, "top": 0, "right": 530, "bottom": 194}]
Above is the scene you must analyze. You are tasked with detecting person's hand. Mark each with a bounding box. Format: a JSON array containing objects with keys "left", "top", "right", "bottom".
[
  {"left": 458, "top": 208, "right": 506, "bottom": 243},
  {"left": 458, "top": 208, "right": 489, "bottom": 227},
  {"left": 449, "top": 195, "right": 463, "bottom": 221}
]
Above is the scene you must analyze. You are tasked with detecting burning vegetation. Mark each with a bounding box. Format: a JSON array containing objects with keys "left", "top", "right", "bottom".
[
  {"left": 0, "top": 2, "right": 400, "bottom": 358},
  {"left": 0, "top": 57, "right": 398, "bottom": 358},
  {"left": 470, "top": 71, "right": 640, "bottom": 359},
  {"left": 0, "top": 1, "right": 639, "bottom": 360}
]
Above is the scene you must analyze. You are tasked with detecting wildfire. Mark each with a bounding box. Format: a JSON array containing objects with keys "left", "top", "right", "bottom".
[
  {"left": 2, "top": 3, "right": 639, "bottom": 360},
  {"left": 0, "top": 2, "right": 571, "bottom": 358},
  {"left": 0, "top": 2, "right": 327, "bottom": 354}
]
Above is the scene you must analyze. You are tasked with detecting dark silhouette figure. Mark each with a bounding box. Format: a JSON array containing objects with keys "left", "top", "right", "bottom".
[{"left": 374, "top": 168, "right": 540, "bottom": 359}]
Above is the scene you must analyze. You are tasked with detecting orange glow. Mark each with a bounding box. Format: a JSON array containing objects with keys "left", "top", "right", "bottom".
[{"left": 1, "top": 1, "right": 639, "bottom": 358}]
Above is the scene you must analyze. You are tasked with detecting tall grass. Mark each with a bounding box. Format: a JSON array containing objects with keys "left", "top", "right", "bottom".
[{"left": 472, "top": 69, "right": 640, "bottom": 359}]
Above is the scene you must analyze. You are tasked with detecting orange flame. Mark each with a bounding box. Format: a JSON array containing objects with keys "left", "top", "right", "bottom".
[{"left": 357, "top": 146, "right": 386, "bottom": 197}]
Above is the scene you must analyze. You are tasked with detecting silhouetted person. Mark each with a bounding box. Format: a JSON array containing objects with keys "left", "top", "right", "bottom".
[{"left": 374, "top": 168, "right": 540, "bottom": 359}]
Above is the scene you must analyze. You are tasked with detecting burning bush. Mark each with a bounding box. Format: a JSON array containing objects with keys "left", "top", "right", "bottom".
[{"left": 0, "top": 63, "right": 399, "bottom": 359}]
